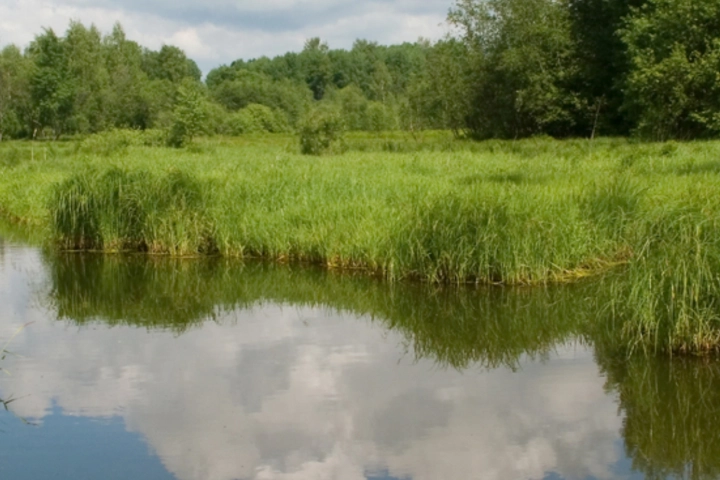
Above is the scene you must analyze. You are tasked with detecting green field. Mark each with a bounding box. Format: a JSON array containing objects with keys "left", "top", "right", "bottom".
[{"left": 2, "top": 132, "right": 720, "bottom": 354}]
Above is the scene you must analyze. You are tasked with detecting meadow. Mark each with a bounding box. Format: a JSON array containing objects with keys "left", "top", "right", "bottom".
[{"left": 1, "top": 131, "right": 720, "bottom": 354}]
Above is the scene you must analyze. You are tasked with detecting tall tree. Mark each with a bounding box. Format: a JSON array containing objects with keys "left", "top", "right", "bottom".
[
  {"left": 28, "top": 28, "right": 74, "bottom": 137},
  {"left": 408, "top": 38, "right": 472, "bottom": 134},
  {"left": 369, "top": 61, "right": 392, "bottom": 104},
  {"left": 167, "top": 78, "right": 207, "bottom": 147},
  {"left": 568, "top": 0, "right": 646, "bottom": 135},
  {"left": 450, "top": 0, "right": 584, "bottom": 138},
  {"left": 622, "top": 0, "right": 720, "bottom": 139},
  {"left": 0, "top": 45, "right": 32, "bottom": 139},
  {"left": 64, "top": 21, "right": 109, "bottom": 133},
  {"left": 300, "top": 38, "right": 331, "bottom": 100},
  {"left": 142, "top": 45, "right": 200, "bottom": 83},
  {"left": 103, "top": 23, "right": 152, "bottom": 129}
]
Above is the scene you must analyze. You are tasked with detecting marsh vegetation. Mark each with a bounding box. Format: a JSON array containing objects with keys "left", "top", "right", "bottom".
[{"left": 1, "top": 134, "right": 720, "bottom": 355}]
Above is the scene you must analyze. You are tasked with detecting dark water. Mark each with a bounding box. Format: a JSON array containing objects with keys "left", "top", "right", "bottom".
[{"left": 0, "top": 235, "right": 719, "bottom": 480}]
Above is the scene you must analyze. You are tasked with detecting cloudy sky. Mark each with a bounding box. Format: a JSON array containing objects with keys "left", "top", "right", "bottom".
[{"left": 0, "top": 0, "right": 453, "bottom": 73}]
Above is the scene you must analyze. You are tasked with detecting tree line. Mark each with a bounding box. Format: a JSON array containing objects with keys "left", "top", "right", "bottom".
[{"left": 1, "top": 0, "right": 719, "bottom": 142}]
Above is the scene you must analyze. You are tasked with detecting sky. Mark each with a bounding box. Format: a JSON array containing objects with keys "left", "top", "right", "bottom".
[{"left": 0, "top": 0, "right": 453, "bottom": 73}]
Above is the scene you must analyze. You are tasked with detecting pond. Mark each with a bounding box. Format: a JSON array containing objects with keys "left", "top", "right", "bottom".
[{"left": 0, "top": 234, "right": 719, "bottom": 480}]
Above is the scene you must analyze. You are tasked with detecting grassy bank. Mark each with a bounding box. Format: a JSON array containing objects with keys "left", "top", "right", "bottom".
[{"left": 2, "top": 132, "right": 720, "bottom": 353}]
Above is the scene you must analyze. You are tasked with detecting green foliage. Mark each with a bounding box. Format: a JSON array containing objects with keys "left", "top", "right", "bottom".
[
  {"left": 622, "top": 0, "right": 720, "bottom": 139},
  {"left": 103, "top": 24, "right": 154, "bottom": 130},
  {"left": 301, "top": 38, "right": 332, "bottom": 100},
  {"left": 7, "top": 136, "right": 720, "bottom": 352},
  {"left": 365, "top": 101, "right": 397, "bottom": 132},
  {"left": 28, "top": 28, "right": 74, "bottom": 138},
  {"left": 201, "top": 100, "right": 229, "bottom": 135},
  {"left": 568, "top": 0, "right": 645, "bottom": 135},
  {"left": 223, "top": 104, "right": 290, "bottom": 135},
  {"left": 407, "top": 39, "right": 472, "bottom": 134},
  {"left": 298, "top": 105, "right": 346, "bottom": 155},
  {"left": 63, "top": 21, "right": 110, "bottom": 134},
  {"left": 450, "top": 0, "right": 584, "bottom": 138},
  {"left": 167, "top": 79, "right": 207, "bottom": 147},
  {"left": 326, "top": 85, "right": 368, "bottom": 131},
  {"left": 49, "top": 167, "right": 214, "bottom": 254},
  {"left": 141, "top": 45, "right": 200, "bottom": 83},
  {"left": 0, "top": 45, "right": 33, "bottom": 139},
  {"left": 0, "top": 21, "right": 210, "bottom": 139},
  {"left": 75, "top": 129, "right": 144, "bottom": 156},
  {"left": 210, "top": 70, "right": 311, "bottom": 126},
  {"left": 6, "top": 9, "right": 720, "bottom": 141}
]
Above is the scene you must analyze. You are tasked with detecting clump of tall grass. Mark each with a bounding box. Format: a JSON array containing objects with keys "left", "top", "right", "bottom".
[
  {"left": 74, "top": 129, "right": 144, "bottom": 157},
  {"left": 606, "top": 200, "right": 720, "bottom": 355},
  {"left": 389, "top": 189, "right": 602, "bottom": 284},
  {"left": 74, "top": 129, "right": 168, "bottom": 156},
  {"left": 0, "top": 146, "right": 23, "bottom": 168},
  {"left": 50, "top": 167, "right": 216, "bottom": 254}
]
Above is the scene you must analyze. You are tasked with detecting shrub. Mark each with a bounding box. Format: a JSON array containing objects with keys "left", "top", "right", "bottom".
[
  {"left": 366, "top": 101, "right": 397, "bottom": 131},
  {"left": 167, "top": 80, "right": 207, "bottom": 148},
  {"left": 75, "top": 129, "right": 144, "bottom": 156},
  {"left": 223, "top": 104, "right": 289, "bottom": 135},
  {"left": 298, "top": 106, "right": 346, "bottom": 155}
]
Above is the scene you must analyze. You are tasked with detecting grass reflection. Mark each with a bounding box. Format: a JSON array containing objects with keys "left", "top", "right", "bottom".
[
  {"left": 597, "top": 351, "right": 720, "bottom": 480},
  {"left": 45, "top": 253, "right": 594, "bottom": 369}
]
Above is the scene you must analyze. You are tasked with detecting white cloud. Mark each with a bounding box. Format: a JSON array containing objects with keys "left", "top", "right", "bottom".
[{"left": 0, "top": 0, "right": 450, "bottom": 73}]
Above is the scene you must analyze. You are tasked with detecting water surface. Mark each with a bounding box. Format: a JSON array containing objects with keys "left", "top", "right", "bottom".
[{"left": 0, "top": 235, "right": 718, "bottom": 480}]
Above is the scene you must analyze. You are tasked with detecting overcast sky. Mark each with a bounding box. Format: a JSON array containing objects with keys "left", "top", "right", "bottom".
[{"left": 0, "top": 0, "right": 453, "bottom": 73}]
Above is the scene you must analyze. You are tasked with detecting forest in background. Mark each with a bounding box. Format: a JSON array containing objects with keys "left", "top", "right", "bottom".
[{"left": 1, "top": 0, "right": 720, "bottom": 143}]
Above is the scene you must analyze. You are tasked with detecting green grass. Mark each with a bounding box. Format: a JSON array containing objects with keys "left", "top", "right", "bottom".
[{"left": 3, "top": 132, "right": 720, "bottom": 354}]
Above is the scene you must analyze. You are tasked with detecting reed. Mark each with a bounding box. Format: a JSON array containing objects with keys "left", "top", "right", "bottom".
[{"left": 50, "top": 167, "right": 215, "bottom": 254}]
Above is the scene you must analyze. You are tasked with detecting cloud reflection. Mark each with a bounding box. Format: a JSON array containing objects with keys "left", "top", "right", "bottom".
[{"left": 0, "top": 246, "right": 627, "bottom": 480}]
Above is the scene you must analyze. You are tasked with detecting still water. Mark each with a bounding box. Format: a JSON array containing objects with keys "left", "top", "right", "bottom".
[{"left": 0, "top": 234, "right": 718, "bottom": 480}]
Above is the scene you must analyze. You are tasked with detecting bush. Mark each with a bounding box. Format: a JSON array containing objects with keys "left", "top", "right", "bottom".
[
  {"left": 298, "top": 106, "right": 346, "bottom": 155},
  {"left": 75, "top": 129, "right": 144, "bottom": 156},
  {"left": 223, "top": 104, "right": 289, "bottom": 135},
  {"left": 140, "top": 129, "right": 168, "bottom": 147},
  {"left": 366, "top": 102, "right": 397, "bottom": 131},
  {"left": 166, "top": 80, "right": 207, "bottom": 148},
  {"left": 202, "top": 101, "right": 230, "bottom": 135}
]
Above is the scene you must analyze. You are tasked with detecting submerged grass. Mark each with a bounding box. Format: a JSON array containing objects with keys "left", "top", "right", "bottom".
[{"left": 3, "top": 133, "right": 720, "bottom": 353}]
